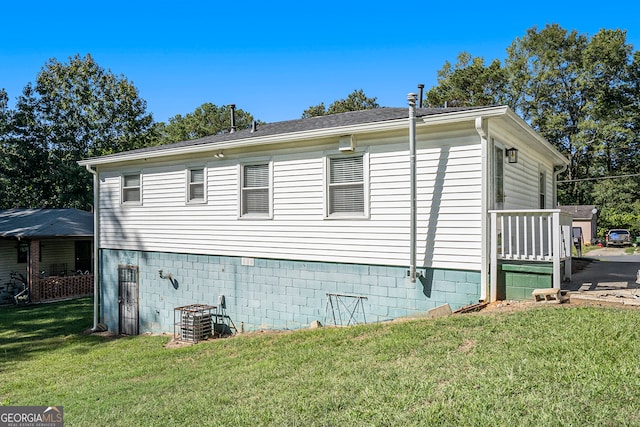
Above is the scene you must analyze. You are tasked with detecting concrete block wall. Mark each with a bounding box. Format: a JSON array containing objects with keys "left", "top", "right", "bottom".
[{"left": 100, "top": 249, "right": 481, "bottom": 334}]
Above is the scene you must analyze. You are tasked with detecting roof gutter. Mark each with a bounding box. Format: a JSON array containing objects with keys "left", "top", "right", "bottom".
[
  {"left": 84, "top": 164, "right": 100, "bottom": 332},
  {"left": 78, "top": 106, "right": 518, "bottom": 168},
  {"left": 78, "top": 119, "right": 414, "bottom": 167}
]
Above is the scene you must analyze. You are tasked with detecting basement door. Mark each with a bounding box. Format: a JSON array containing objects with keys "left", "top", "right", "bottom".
[{"left": 118, "top": 265, "right": 139, "bottom": 335}]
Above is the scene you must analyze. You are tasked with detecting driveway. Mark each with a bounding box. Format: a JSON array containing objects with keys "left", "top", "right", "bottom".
[{"left": 564, "top": 247, "right": 640, "bottom": 306}]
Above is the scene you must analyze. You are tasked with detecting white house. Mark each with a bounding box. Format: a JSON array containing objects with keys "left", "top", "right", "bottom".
[{"left": 79, "top": 101, "right": 570, "bottom": 335}]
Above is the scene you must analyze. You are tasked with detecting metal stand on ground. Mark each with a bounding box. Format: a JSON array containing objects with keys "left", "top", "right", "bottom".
[
  {"left": 324, "top": 293, "right": 367, "bottom": 326},
  {"left": 213, "top": 295, "right": 237, "bottom": 337}
]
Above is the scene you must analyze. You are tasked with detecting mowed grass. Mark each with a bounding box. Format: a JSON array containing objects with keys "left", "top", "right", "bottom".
[{"left": 1, "top": 298, "right": 640, "bottom": 426}]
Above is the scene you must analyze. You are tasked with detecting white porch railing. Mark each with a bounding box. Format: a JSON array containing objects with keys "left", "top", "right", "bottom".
[{"left": 489, "top": 209, "right": 573, "bottom": 301}]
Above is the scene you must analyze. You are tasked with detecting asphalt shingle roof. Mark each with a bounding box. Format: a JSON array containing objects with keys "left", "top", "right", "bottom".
[
  {"left": 559, "top": 205, "right": 597, "bottom": 220},
  {"left": 0, "top": 209, "right": 93, "bottom": 239},
  {"left": 91, "top": 106, "right": 487, "bottom": 161}
]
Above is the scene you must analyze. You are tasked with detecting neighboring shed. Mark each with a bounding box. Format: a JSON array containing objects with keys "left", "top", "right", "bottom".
[
  {"left": 79, "top": 103, "right": 570, "bottom": 335},
  {"left": 559, "top": 205, "right": 598, "bottom": 245},
  {"left": 0, "top": 209, "right": 94, "bottom": 304}
]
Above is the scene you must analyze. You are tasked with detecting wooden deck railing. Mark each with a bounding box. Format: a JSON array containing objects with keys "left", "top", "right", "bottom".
[
  {"left": 489, "top": 209, "right": 573, "bottom": 300},
  {"left": 34, "top": 274, "right": 94, "bottom": 302}
]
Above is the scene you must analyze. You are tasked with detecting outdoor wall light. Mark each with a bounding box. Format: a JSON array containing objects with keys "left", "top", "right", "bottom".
[
  {"left": 506, "top": 147, "right": 518, "bottom": 164},
  {"left": 214, "top": 151, "right": 225, "bottom": 159}
]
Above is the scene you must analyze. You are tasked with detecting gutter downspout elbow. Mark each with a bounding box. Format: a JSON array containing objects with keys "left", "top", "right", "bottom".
[
  {"left": 553, "top": 163, "right": 569, "bottom": 207},
  {"left": 408, "top": 93, "right": 417, "bottom": 283},
  {"left": 85, "top": 164, "right": 100, "bottom": 332}
]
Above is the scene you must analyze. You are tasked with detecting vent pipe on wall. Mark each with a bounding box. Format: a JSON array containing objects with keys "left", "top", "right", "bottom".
[
  {"left": 408, "top": 93, "right": 418, "bottom": 283},
  {"left": 230, "top": 104, "right": 236, "bottom": 133}
]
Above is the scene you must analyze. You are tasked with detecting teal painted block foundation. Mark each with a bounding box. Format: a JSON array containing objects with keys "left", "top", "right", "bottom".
[
  {"left": 504, "top": 272, "right": 552, "bottom": 300},
  {"left": 100, "top": 249, "right": 481, "bottom": 334},
  {"left": 500, "top": 262, "right": 554, "bottom": 301}
]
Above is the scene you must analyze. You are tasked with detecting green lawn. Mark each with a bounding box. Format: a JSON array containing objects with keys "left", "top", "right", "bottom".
[{"left": 1, "top": 298, "right": 639, "bottom": 426}]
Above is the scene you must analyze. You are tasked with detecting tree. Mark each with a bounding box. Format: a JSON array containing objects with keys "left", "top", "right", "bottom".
[
  {"left": 0, "top": 85, "right": 55, "bottom": 208},
  {"left": 425, "top": 52, "right": 507, "bottom": 108},
  {"left": 301, "top": 103, "right": 327, "bottom": 119},
  {"left": 0, "top": 88, "right": 16, "bottom": 207},
  {"left": 157, "top": 103, "right": 255, "bottom": 144},
  {"left": 504, "top": 25, "right": 638, "bottom": 204},
  {"left": 2, "top": 54, "right": 156, "bottom": 209},
  {"left": 592, "top": 178, "right": 640, "bottom": 234},
  {"left": 0, "top": 89, "right": 9, "bottom": 135},
  {"left": 35, "top": 54, "right": 155, "bottom": 157},
  {"left": 425, "top": 25, "right": 640, "bottom": 209},
  {"left": 302, "top": 89, "right": 379, "bottom": 118}
]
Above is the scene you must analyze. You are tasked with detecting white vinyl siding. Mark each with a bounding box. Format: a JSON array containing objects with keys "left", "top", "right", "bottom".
[
  {"left": 494, "top": 130, "right": 557, "bottom": 210},
  {"left": 240, "top": 162, "right": 271, "bottom": 217},
  {"left": 97, "top": 127, "right": 485, "bottom": 271},
  {"left": 121, "top": 173, "right": 141, "bottom": 204},
  {"left": 327, "top": 155, "right": 366, "bottom": 217},
  {"left": 414, "top": 143, "right": 483, "bottom": 267},
  {"left": 187, "top": 167, "right": 206, "bottom": 203}
]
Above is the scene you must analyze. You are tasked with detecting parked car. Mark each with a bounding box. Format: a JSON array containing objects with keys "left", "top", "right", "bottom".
[{"left": 605, "top": 229, "right": 633, "bottom": 247}]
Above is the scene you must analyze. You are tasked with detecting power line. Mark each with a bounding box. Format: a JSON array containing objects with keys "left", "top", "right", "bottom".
[{"left": 557, "top": 173, "right": 640, "bottom": 183}]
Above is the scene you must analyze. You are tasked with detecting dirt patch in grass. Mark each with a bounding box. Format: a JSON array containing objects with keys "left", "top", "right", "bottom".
[
  {"left": 457, "top": 339, "right": 476, "bottom": 354},
  {"left": 481, "top": 300, "right": 541, "bottom": 313}
]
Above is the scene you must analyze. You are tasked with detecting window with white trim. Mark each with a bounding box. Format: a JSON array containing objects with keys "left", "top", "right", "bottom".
[
  {"left": 539, "top": 171, "right": 546, "bottom": 209},
  {"left": 241, "top": 163, "right": 271, "bottom": 217},
  {"left": 327, "top": 155, "right": 365, "bottom": 217},
  {"left": 187, "top": 167, "right": 206, "bottom": 203},
  {"left": 493, "top": 144, "right": 504, "bottom": 209},
  {"left": 122, "top": 173, "right": 141, "bottom": 204}
]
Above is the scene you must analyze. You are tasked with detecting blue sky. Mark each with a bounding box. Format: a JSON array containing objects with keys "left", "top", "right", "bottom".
[{"left": 1, "top": 1, "right": 639, "bottom": 124}]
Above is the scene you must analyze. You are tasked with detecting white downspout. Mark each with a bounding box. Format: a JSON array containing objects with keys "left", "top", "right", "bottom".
[
  {"left": 553, "top": 164, "right": 568, "bottom": 207},
  {"left": 408, "top": 93, "right": 417, "bottom": 283},
  {"left": 85, "top": 164, "right": 100, "bottom": 331},
  {"left": 474, "top": 117, "right": 488, "bottom": 301}
]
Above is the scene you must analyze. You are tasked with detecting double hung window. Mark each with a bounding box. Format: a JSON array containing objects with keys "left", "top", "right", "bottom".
[
  {"left": 539, "top": 171, "right": 546, "bottom": 209},
  {"left": 327, "top": 155, "right": 365, "bottom": 217},
  {"left": 187, "top": 167, "right": 206, "bottom": 203},
  {"left": 122, "top": 173, "right": 141, "bottom": 204},
  {"left": 241, "top": 162, "right": 271, "bottom": 217}
]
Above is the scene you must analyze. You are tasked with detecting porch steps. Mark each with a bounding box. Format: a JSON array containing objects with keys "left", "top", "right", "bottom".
[{"left": 532, "top": 288, "right": 569, "bottom": 303}]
